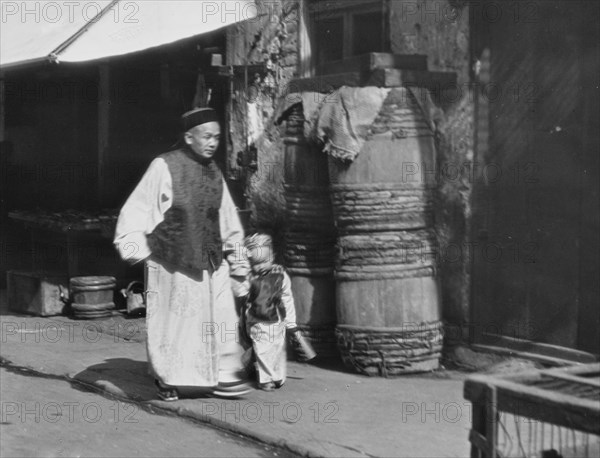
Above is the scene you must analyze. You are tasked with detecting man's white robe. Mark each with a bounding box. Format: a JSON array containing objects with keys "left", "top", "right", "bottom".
[{"left": 114, "top": 158, "right": 248, "bottom": 386}]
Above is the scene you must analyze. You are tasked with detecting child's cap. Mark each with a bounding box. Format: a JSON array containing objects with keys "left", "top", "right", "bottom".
[{"left": 244, "top": 233, "right": 273, "bottom": 264}]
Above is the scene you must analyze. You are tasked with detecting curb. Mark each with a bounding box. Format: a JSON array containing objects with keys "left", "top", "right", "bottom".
[
  {"left": 0, "top": 356, "right": 367, "bottom": 458},
  {"left": 86, "top": 379, "right": 369, "bottom": 458}
]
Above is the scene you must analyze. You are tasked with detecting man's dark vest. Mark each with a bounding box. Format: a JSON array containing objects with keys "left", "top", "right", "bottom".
[{"left": 147, "top": 149, "right": 223, "bottom": 277}]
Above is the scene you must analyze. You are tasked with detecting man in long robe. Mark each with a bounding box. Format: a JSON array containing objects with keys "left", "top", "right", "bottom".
[{"left": 114, "top": 108, "right": 250, "bottom": 400}]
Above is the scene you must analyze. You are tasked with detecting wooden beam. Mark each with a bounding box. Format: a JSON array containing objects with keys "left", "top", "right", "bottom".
[
  {"left": 286, "top": 68, "right": 456, "bottom": 93},
  {"left": 286, "top": 72, "right": 362, "bottom": 93},
  {"left": 540, "top": 371, "right": 600, "bottom": 389},
  {"left": 477, "top": 333, "right": 599, "bottom": 364},
  {"left": 316, "top": 53, "right": 428, "bottom": 75},
  {"left": 365, "top": 68, "right": 457, "bottom": 90},
  {"left": 215, "top": 64, "right": 267, "bottom": 77},
  {"left": 469, "top": 344, "right": 592, "bottom": 368},
  {"left": 545, "top": 362, "right": 600, "bottom": 375}
]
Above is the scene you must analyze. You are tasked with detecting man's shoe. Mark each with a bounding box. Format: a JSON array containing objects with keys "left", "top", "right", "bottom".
[
  {"left": 258, "top": 382, "right": 275, "bottom": 392},
  {"left": 273, "top": 380, "right": 285, "bottom": 389},
  {"left": 155, "top": 379, "right": 179, "bottom": 402}
]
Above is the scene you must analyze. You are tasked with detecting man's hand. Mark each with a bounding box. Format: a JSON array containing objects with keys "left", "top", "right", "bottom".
[{"left": 230, "top": 275, "right": 250, "bottom": 298}]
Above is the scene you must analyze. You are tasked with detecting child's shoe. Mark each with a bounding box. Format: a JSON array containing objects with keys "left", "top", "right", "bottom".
[{"left": 258, "top": 382, "right": 275, "bottom": 391}]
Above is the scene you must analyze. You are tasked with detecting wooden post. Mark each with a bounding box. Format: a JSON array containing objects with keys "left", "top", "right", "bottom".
[
  {"left": 468, "top": 385, "right": 498, "bottom": 458},
  {"left": 98, "top": 64, "right": 110, "bottom": 206},
  {"left": 486, "top": 385, "right": 498, "bottom": 458},
  {"left": 470, "top": 402, "right": 485, "bottom": 458}
]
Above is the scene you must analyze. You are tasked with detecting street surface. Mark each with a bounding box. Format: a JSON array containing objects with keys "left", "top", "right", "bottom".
[{"left": 0, "top": 366, "right": 298, "bottom": 458}]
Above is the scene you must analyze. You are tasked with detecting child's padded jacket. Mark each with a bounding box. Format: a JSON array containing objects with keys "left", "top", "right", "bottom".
[{"left": 247, "top": 265, "right": 287, "bottom": 323}]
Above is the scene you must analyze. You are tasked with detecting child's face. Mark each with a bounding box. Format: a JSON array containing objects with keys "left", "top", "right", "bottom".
[{"left": 251, "top": 259, "right": 273, "bottom": 274}]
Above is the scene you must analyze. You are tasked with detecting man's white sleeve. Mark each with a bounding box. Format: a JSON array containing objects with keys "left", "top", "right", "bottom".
[{"left": 113, "top": 158, "right": 172, "bottom": 264}]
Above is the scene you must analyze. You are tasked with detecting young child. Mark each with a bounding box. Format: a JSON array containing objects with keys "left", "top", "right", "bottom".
[{"left": 240, "top": 233, "right": 315, "bottom": 391}]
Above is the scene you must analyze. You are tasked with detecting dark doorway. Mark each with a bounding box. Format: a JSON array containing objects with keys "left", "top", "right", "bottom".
[{"left": 471, "top": 1, "right": 599, "bottom": 355}]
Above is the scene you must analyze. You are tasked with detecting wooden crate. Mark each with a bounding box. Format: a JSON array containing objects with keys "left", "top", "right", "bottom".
[
  {"left": 464, "top": 363, "right": 600, "bottom": 458},
  {"left": 7, "top": 271, "right": 69, "bottom": 316}
]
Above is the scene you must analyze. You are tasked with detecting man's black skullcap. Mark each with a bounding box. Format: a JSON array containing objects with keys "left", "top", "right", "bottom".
[{"left": 182, "top": 107, "right": 219, "bottom": 132}]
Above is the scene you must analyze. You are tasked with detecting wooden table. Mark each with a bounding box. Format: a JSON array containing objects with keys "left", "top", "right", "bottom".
[
  {"left": 464, "top": 363, "right": 600, "bottom": 458},
  {"left": 8, "top": 209, "right": 119, "bottom": 278}
]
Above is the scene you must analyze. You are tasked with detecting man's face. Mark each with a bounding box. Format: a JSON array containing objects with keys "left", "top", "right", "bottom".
[{"left": 184, "top": 121, "right": 220, "bottom": 160}]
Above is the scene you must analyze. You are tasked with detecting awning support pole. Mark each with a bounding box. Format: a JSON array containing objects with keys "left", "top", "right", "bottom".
[{"left": 50, "top": 0, "right": 121, "bottom": 61}]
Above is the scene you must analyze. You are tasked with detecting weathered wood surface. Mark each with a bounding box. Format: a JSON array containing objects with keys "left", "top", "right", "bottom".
[
  {"left": 290, "top": 275, "right": 336, "bottom": 325},
  {"left": 324, "top": 86, "right": 442, "bottom": 374},
  {"left": 316, "top": 53, "right": 428, "bottom": 76},
  {"left": 283, "top": 106, "right": 338, "bottom": 357},
  {"left": 335, "top": 276, "right": 441, "bottom": 326}
]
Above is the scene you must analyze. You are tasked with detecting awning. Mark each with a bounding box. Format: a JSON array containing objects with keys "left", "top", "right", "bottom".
[{"left": 1, "top": 0, "right": 257, "bottom": 70}]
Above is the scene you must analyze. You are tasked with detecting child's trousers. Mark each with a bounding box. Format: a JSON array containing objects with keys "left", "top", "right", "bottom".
[{"left": 245, "top": 320, "right": 287, "bottom": 384}]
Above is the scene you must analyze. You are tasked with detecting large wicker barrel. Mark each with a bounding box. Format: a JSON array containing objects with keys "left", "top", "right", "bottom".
[
  {"left": 70, "top": 276, "right": 116, "bottom": 319},
  {"left": 330, "top": 87, "right": 443, "bottom": 375},
  {"left": 283, "top": 105, "right": 337, "bottom": 357}
]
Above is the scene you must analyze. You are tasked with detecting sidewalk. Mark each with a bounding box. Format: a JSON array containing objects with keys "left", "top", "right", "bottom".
[{"left": 0, "top": 295, "right": 472, "bottom": 458}]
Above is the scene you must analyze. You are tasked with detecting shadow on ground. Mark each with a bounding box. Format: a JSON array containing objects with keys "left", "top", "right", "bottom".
[{"left": 72, "top": 358, "right": 155, "bottom": 401}]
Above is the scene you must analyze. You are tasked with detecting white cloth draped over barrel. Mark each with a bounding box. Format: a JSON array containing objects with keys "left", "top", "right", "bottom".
[
  {"left": 276, "top": 86, "right": 442, "bottom": 163},
  {"left": 114, "top": 158, "right": 249, "bottom": 386}
]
